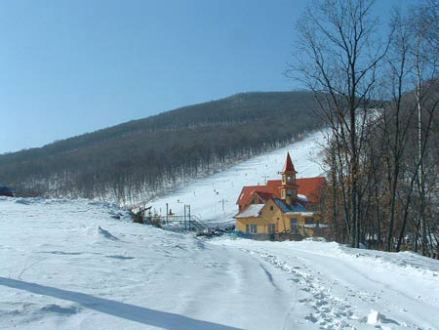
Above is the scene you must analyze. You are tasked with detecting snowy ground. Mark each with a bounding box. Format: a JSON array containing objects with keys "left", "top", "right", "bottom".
[
  {"left": 1, "top": 130, "right": 439, "bottom": 330},
  {"left": 148, "top": 130, "right": 327, "bottom": 224},
  {"left": 1, "top": 197, "right": 438, "bottom": 330}
]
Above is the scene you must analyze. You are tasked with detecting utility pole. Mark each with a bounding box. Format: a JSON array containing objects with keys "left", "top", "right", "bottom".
[
  {"left": 184, "top": 204, "right": 191, "bottom": 230},
  {"left": 218, "top": 199, "right": 228, "bottom": 212},
  {"left": 183, "top": 205, "right": 186, "bottom": 230}
]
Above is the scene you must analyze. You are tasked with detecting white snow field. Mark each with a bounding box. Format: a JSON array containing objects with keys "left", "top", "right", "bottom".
[
  {"left": 1, "top": 198, "right": 439, "bottom": 330},
  {"left": 149, "top": 131, "right": 327, "bottom": 224},
  {"left": 1, "top": 131, "right": 439, "bottom": 330}
]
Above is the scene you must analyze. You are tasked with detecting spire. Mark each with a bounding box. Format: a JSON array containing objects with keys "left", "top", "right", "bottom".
[{"left": 282, "top": 152, "right": 296, "bottom": 173}]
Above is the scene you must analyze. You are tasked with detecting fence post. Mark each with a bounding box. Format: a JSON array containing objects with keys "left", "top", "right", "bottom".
[
  {"left": 183, "top": 205, "right": 187, "bottom": 230},
  {"left": 188, "top": 205, "right": 191, "bottom": 230}
]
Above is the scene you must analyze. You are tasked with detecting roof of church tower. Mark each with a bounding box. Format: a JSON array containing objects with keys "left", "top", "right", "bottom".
[{"left": 282, "top": 152, "right": 296, "bottom": 173}]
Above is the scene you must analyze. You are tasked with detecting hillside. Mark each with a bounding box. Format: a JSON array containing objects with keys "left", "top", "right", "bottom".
[
  {"left": 1, "top": 134, "right": 438, "bottom": 330},
  {"left": 0, "top": 91, "right": 322, "bottom": 202},
  {"left": 149, "top": 130, "right": 326, "bottom": 224},
  {"left": 1, "top": 196, "right": 438, "bottom": 329}
]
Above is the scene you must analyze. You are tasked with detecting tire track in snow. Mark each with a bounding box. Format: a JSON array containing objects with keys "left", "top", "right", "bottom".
[
  {"left": 238, "top": 248, "right": 354, "bottom": 329},
  {"left": 258, "top": 262, "right": 281, "bottom": 292}
]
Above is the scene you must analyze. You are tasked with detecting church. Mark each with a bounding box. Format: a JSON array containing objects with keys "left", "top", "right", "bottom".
[{"left": 235, "top": 153, "right": 327, "bottom": 240}]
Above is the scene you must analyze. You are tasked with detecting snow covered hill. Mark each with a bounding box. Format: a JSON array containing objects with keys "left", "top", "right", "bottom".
[
  {"left": 1, "top": 197, "right": 439, "bottom": 330},
  {"left": 148, "top": 130, "right": 327, "bottom": 224},
  {"left": 1, "top": 131, "right": 439, "bottom": 330}
]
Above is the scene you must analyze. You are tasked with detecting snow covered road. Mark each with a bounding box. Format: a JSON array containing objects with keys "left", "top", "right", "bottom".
[
  {"left": 1, "top": 198, "right": 439, "bottom": 330},
  {"left": 212, "top": 238, "right": 439, "bottom": 329}
]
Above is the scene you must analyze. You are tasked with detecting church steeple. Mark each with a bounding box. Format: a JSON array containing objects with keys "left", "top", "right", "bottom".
[
  {"left": 280, "top": 152, "right": 298, "bottom": 205},
  {"left": 283, "top": 152, "right": 296, "bottom": 173}
]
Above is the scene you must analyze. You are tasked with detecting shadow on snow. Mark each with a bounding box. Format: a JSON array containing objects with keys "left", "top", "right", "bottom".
[{"left": 0, "top": 277, "right": 241, "bottom": 330}]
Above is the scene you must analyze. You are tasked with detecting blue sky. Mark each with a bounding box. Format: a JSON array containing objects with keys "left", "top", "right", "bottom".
[{"left": 0, "top": 0, "right": 407, "bottom": 153}]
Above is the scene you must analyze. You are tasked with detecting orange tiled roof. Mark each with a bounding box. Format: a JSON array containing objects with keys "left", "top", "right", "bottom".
[
  {"left": 237, "top": 177, "right": 325, "bottom": 206},
  {"left": 254, "top": 191, "right": 275, "bottom": 202},
  {"left": 296, "top": 177, "right": 326, "bottom": 202}
]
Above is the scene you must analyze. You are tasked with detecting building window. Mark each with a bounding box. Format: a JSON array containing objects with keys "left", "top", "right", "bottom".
[
  {"left": 268, "top": 223, "right": 276, "bottom": 234},
  {"left": 246, "top": 224, "right": 257, "bottom": 234},
  {"left": 291, "top": 218, "right": 298, "bottom": 233},
  {"left": 305, "top": 218, "right": 314, "bottom": 225},
  {"left": 270, "top": 206, "right": 274, "bottom": 211}
]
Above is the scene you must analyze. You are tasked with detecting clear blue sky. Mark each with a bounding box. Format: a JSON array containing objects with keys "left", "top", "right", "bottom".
[{"left": 0, "top": 0, "right": 407, "bottom": 153}]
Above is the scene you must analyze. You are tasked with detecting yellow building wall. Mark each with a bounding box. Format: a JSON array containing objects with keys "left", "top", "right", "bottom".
[{"left": 235, "top": 199, "right": 319, "bottom": 237}]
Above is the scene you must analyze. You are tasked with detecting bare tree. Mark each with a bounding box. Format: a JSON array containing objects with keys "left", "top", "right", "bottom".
[
  {"left": 294, "top": 0, "right": 387, "bottom": 247},
  {"left": 380, "top": 8, "right": 416, "bottom": 251},
  {"left": 409, "top": 0, "right": 439, "bottom": 254}
]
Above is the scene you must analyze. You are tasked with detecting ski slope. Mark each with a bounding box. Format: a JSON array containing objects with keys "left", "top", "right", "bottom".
[
  {"left": 1, "top": 197, "right": 439, "bottom": 330},
  {"left": 1, "top": 131, "right": 439, "bottom": 330},
  {"left": 149, "top": 131, "right": 327, "bottom": 224}
]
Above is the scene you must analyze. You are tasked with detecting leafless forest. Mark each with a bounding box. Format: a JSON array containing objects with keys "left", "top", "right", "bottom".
[
  {"left": 295, "top": 0, "right": 439, "bottom": 255},
  {"left": 0, "top": 92, "right": 322, "bottom": 202}
]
